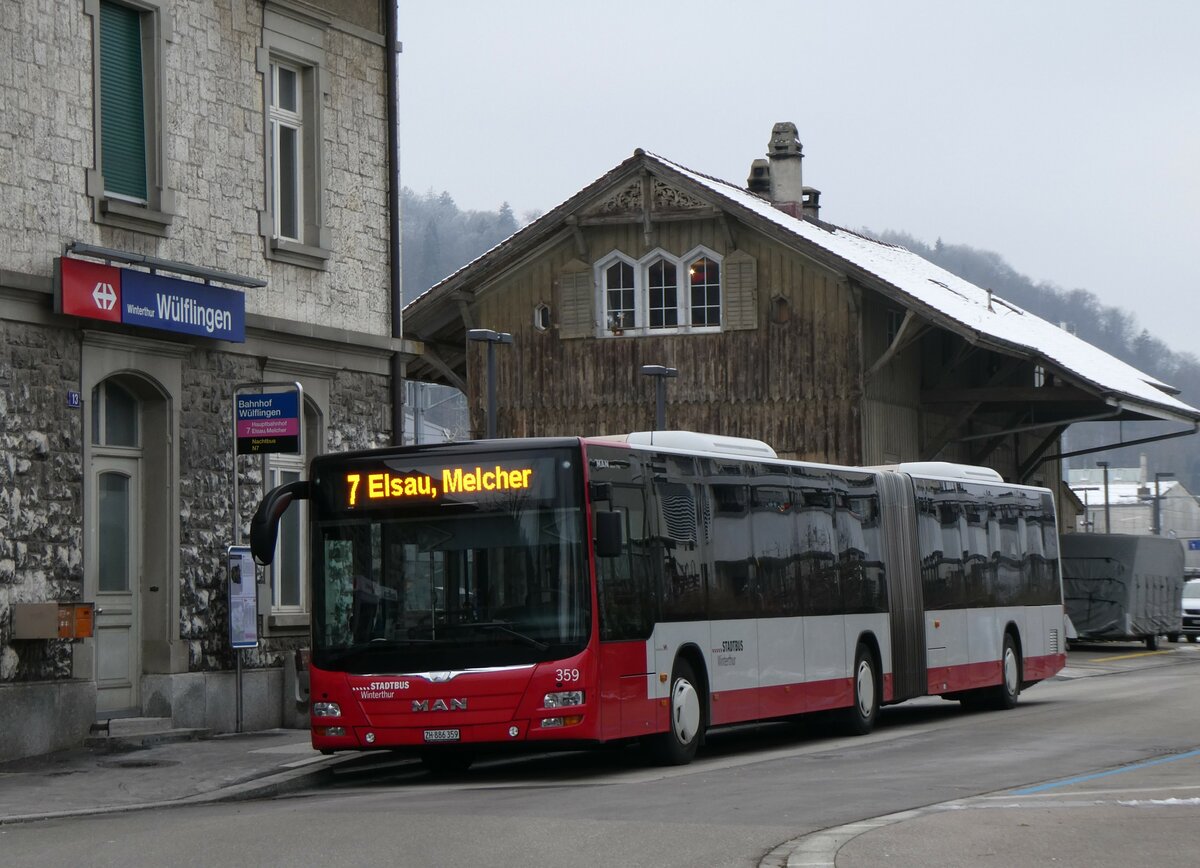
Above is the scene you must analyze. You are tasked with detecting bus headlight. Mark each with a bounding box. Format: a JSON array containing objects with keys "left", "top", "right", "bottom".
[
  {"left": 312, "top": 702, "right": 342, "bottom": 718},
  {"left": 543, "top": 690, "right": 584, "bottom": 708}
]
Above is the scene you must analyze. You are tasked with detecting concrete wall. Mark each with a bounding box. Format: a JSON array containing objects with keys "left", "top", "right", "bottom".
[{"left": 0, "top": 681, "right": 95, "bottom": 760}]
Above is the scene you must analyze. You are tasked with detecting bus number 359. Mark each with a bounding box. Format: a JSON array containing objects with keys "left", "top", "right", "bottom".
[{"left": 555, "top": 668, "right": 580, "bottom": 682}]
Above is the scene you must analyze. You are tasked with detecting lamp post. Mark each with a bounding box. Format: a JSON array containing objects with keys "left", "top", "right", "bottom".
[
  {"left": 1096, "top": 460, "right": 1111, "bottom": 533},
  {"left": 640, "top": 365, "right": 678, "bottom": 431},
  {"left": 467, "top": 329, "right": 513, "bottom": 439},
  {"left": 1076, "top": 487, "right": 1098, "bottom": 533},
  {"left": 1153, "top": 471, "right": 1175, "bottom": 535}
]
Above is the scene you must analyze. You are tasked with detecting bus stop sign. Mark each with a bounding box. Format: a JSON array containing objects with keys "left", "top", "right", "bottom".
[{"left": 235, "top": 390, "right": 300, "bottom": 454}]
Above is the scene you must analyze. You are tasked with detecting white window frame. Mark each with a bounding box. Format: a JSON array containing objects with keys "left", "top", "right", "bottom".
[
  {"left": 267, "top": 452, "right": 308, "bottom": 615},
  {"left": 258, "top": 6, "right": 331, "bottom": 269},
  {"left": 269, "top": 61, "right": 304, "bottom": 242},
  {"left": 597, "top": 251, "right": 639, "bottom": 334},
  {"left": 595, "top": 246, "right": 724, "bottom": 337},
  {"left": 684, "top": 246, "right": 723, "bottom": 330}
]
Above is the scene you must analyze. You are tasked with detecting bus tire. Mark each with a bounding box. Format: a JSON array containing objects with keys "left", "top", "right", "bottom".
[
  {"left": 991, "top": 633, "right": 1022, "bottom": 710},
  {"left": 646, "top": 658, "right": 704, "bottom": 766},
  {"left": 842, "top": 643, "right": 880, "bottom": 736}
]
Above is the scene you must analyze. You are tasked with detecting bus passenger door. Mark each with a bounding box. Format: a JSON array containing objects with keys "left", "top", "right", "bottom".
[
  {"left": 589, "top": 450, "right": 660, "bottom": 742},
  {"left": 797, "top": 472, "right": 845, "bottom": 713},
  {"left": 703, "top": 479, "right": 760, "bottom": 724}
]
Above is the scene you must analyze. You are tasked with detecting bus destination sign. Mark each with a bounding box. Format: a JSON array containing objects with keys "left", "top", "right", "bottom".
[{"left": 345, "top": 464, "right": 536, "bottom": 508}]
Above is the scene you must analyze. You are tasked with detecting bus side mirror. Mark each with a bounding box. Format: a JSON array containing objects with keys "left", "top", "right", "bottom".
[
  {"left": 250, "top": 480, "right": 311, "bottom": 566},
  {"left": 594, "top": 510, "right": 623, "bottom": 559}
]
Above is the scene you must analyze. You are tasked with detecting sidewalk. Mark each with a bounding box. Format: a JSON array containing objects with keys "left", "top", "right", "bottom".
[
  {"left": 0, "top": 728, "right": 353, "bottom": 825},
  {"left": 765, "top": 745, "right": 1200, "bottom": 867}
]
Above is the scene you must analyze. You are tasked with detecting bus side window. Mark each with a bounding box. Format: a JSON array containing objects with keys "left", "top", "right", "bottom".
[{"left": 595, "top": 481, "right": 655, "bottom": 641}]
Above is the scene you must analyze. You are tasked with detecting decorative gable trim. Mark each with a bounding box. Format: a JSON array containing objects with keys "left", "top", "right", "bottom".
[
  {"left": 584, "top": 180, "right": 643, "bottom": 217},
  {"left": 652, "top": 179, "right": 708, "bottom": 211}
]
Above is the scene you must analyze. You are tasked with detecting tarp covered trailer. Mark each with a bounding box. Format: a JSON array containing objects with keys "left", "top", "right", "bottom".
[{"left": 1061, "top": 533, "right": 1185, "bottom": 649}]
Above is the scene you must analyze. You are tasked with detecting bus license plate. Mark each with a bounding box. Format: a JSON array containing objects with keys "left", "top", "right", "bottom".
[{"left": 423, "top": 729, "right": 460, "bottom": 743}]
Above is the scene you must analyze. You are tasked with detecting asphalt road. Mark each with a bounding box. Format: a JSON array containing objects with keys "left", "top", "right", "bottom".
[{"left": 3, "top": 643, "right": 1198, "bottom": 868}]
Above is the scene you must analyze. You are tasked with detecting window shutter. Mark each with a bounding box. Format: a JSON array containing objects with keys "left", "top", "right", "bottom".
[
  {"left": 723, "top": 250, "right": 758, "bottom": 330},
  {"left": 556, "top": 260, "right": 595, "bottom": 339},
  {"left": 99, "top": 2, "right": 148, "bottom": 201}
]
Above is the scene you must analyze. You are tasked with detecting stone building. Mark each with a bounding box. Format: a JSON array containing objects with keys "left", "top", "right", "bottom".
[{"left": 0, "top": 1, "right": 414, "bottom": 762}]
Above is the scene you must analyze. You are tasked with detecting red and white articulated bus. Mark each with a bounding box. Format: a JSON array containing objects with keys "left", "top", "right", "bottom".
[{"left": 250, "top": 431, "right": 1066, "bottom": 770}]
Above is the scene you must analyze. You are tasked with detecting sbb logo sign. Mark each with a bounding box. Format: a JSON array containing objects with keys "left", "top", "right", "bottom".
[
  {"left": 92, "top": 282, "right": 117, "bottom": 311},
  {"left": 59, "top": 258, "right": 122, "bottom": 323}
]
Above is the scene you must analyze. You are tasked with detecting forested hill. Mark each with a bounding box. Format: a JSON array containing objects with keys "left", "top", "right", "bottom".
[
  {"left": 400, "top": 188, "right": 520, "bottom": 304},
  {"left": 397, "top": 189, "right": 1200, "bottom": 488}
]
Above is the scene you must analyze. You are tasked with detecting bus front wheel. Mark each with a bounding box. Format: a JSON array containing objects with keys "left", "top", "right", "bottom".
[
  {"left": 964, "top": 633, "right": 1021, "bottom": 711},
  {"left": 645, "top": 658, "right": 704, "bottom": 766},
  {"left": 842, "top": 643, "right": 880, "bottom": 736}
]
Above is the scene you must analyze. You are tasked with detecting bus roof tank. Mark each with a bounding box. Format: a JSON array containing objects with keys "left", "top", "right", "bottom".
[
  {"left": 886, "top": 461, "right": 1004, "bottom": 482},
  {"left": 619, "top": 431, "right": 779, "bottom": 459}
]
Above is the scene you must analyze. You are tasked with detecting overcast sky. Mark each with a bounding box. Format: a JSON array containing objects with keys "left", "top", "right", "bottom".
[{"left": 397, "top": 1, "right": 1200, "bottom": 354}]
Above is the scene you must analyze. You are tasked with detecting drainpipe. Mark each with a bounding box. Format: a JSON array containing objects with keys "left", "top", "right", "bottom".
[{"left": 387, "top": 0, "right": 405, "bottom": 445}]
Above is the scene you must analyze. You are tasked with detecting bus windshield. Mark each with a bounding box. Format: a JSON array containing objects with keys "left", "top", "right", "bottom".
[{"left": 310, "top": 447, "right": 590, "bottom": 673}]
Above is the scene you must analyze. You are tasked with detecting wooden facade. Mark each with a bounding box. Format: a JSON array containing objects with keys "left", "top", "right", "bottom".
[{"left": 466, "top": 214, "right": 866, "bottom": 465}]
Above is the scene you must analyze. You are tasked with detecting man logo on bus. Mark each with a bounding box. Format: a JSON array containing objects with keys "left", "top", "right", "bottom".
[{"left": 412, "top": 698, "right": 468, "bottom": 712}]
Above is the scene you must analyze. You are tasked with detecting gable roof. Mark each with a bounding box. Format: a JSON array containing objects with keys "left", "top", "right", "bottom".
[{"left": 402, "top": 149, "right": 1200, "bottom": 426}]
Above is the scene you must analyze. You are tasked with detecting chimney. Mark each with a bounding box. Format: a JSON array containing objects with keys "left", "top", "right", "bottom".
[
  {"left": 802, "top": 186, "right": 821, "bottom": 221},
  {"left": 767, "top": 121, "right": 803, "bottom": 218},
  {"left": 747, "top": 159, "right": 771, "bottom": 195}
]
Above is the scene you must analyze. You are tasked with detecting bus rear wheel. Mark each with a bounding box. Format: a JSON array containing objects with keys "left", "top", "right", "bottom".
[
  {"left": 963, "top": 633, "right": 1021, "bottom": 711},
  {"left": 841, "top": 643, "right": 880, "bottom": 736},
  {"left": 645, "top": 658, "right": 704, "bottom": 766}
]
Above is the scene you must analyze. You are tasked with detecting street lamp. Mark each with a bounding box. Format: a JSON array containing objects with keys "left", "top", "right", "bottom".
[
  {"left": 640, "top": 365, "right": 678, "bottom": 431},
  {"left": 1076, "top": 486, "right": 1098, "bottom": 533},
  {"left": 467, "top": 329, "right": 513, "bottom": 439},
  {"left": 1153, "top": 471, "right": 1175, "bottom": 536},
  {"left": 1096, "top": 460, "right": 1111, "bottom": 533}
]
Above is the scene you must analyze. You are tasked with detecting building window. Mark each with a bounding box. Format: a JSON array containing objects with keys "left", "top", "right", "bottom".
[
  {"left": 605, "top": 260, "right": 636, "bottom": 332},
  {"left": 259, "top": 8, "right": 332, "bottom": 269},
  {"left": 534, "top": 303, "right": 551, "bottom": 331},
  {"left": 647, "top": 259, "right": 679, "bottom": 329},
  {"left": 268, "top": 454, "right": 307, "bottom": 613},
  {"left": 98, "top": 2, "right": 146, "bottom": 200},
  {"left": 86, "top": 0, "right": 174, "bottom": 234},
  {"left": 688, "top": 256, "right": 721, "bottom": 327},
  {"left": 269, "top": 61, "right": 303, "bottom": 241},
  {"left": 597, "top": 247, "right": 723, "bottom": 337},
  {"left": 91, "top": 380, "right": 140, "bottom": 447}
]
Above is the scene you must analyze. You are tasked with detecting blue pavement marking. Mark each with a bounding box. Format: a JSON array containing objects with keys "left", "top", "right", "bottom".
[{"left": 1012, "top": 748, "right": 1200, "bottom": 795}]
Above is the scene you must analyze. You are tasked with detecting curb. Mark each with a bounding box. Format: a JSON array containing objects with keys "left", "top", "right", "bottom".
[{"left": 0, "top": 753, "right": 355, "bottom": 827}]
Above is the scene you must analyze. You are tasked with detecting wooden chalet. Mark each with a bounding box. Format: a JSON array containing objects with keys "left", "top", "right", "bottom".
[{"left": 401, "top": 122, "right": 1200, "bottom": 498}]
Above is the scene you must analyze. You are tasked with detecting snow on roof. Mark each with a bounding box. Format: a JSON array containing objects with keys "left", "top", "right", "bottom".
[{"left": 650, "top": 152, "right": 1198, "bottom": 421}]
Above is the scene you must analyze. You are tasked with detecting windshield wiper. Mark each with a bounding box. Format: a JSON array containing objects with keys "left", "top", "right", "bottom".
[{"left": 462, "top": 621, "right": 549, "bottom": 651}]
